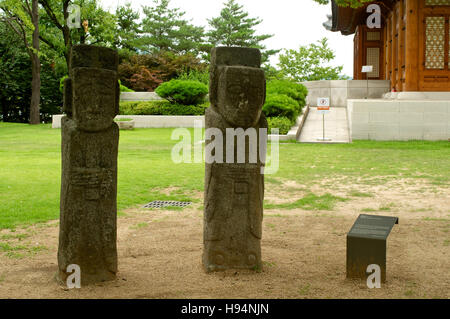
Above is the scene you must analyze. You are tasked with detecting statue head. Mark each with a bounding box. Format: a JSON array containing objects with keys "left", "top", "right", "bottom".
[
  {"left": 216, "top": 66, "right": 265, "bottom": 128},
  {"left": 72, "top": 68, "right": 117, "bottom": 132},
  {"left": 65, "top": 45, "right": 119, "bottom": 132},
  {"left": 210, "top": 47, "right": 266, "bottom": 128}
]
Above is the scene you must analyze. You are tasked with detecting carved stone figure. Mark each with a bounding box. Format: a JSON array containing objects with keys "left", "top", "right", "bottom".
[
  {"left": 203, "top": 47, "right": 267, "bottom": 272},
  {"left": 58, "top": 45, "right": 120, "bottom": 285}
]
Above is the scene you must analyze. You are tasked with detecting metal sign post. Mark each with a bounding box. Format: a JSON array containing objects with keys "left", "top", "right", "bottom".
[
  {"left": 317, "top": 98, "right": 331, "bottom": 142},
  {"left": 361, "top": 65, "right": 373, "bottom": 99}
]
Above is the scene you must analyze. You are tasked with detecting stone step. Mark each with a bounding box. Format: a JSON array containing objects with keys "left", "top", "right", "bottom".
[{"left": 298, "top": 107, "right": 351, "bottom": 144}]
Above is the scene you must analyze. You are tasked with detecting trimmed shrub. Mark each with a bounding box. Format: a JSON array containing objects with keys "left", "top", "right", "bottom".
[
  {"left": 119, "top": 100, "right": 208, "bottom": 116},
  {"left": 266, "top": 79, "right": 307, "bottom": 114},
  {"left": 177, "top": 69, "right": 209, "bottom": 85},
  {"left": 155, "top": 79, "right": 208, "bottom": 105},
  {"left": 119, "top": 80, "right": 134, "bottom": 92},
  {"left": 262, "top": 93, "right": 299, "bottom": 121},
  {"left": 267, "top": 116, "right": 293, "bottom": 135}
]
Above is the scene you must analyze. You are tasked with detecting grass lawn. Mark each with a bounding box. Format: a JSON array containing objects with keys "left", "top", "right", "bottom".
[{"left": 0, "top": 122, "right": 449, "bottom": 230}]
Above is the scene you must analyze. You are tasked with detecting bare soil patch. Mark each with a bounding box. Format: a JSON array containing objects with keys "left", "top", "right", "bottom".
[{"left": 0, "top": 178, "right": 448, "bottom": 299}]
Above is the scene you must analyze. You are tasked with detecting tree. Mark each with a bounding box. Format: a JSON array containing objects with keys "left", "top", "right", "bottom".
[
  {"left": 206, "top": 0, "right": 278, "bottom": 65},
  {"left": 140, "top": 0, "right": 205, "bottom": 56},
  {"left": 313, "top": 0, "right": 372, "bottom": 7},
  {"left": 278, "top": 38, "right": 346, "bottom": 82},
  {"left": 114, "top": 2, "right": 142, "bottom": 57},
  {"left": 0, "top": 0, "right": 41, "bottom": 124},
  {"left": 38, "top": 0, "right": 116, "bottom": 70},
  {"left": 0, "top": 23, "right": 32, "bottom": 123},
  {"left": 0, "top": 20, "right": 63, "bottom": 124}
]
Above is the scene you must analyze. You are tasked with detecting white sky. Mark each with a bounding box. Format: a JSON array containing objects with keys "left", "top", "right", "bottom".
[{"left": 100, "top": 0, "right": 354, "bottom": 77}]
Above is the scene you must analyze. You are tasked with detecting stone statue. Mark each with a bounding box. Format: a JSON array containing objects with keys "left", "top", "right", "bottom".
[
  {"left": 58, "top": 45, "right": 120, "bottom": 285},
  {"left": 203, "top": 47, "right": 267, "bottom": 272}
]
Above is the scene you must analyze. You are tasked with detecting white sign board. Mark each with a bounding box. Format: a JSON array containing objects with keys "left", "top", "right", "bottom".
[
  {"left": 317, "top": 97, "right": 330, "bottom": 114},
  {"left": 362, "top": 65, "right": 373, "bottom": 73}
]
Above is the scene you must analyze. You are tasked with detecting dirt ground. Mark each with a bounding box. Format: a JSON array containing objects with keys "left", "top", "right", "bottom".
[{"left": 0, "top": 178, "right": 448, "bottom": 299}]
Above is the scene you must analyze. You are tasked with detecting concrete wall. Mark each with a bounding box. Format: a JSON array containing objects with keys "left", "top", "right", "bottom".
[
  {"left": 52, "top": 115, "right": 205, "bottom": 129},
  {"left": 301, "top": 80, "right": 391, "bottom": 107},
  {"left": 347, "top": 99, "right": 450, "bottom": 141},
  {"left": 120, "top": 92, "right": 163, "bottom": 101}
]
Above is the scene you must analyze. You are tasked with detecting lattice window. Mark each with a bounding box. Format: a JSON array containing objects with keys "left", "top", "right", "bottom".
[
  {"left": 367, "top": 31, "right": 381, "bottom": 41},
  {"left": 426, "top": 0, "right": 450, "bottom": 5},
  {"left": 425, "top": 16, "right": 445, "bottom": 69},
  {"left": 366, "top": 47, "right": 380, "bottom": 78}
]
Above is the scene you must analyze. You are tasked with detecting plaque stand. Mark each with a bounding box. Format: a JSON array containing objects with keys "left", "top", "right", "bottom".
[{"left": 346, "top": 214, "right": 398, "bottom": 283}]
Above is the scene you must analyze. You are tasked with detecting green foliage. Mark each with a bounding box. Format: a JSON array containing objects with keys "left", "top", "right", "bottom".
[
  {"left": 177, "top": 69, "right": 209, "bottom": 85},
  {"left": 114, "top": 2, "right": 142, "bottom": 54},
  {"left": 155, "top": 80, "right": 208, "bottom": 106},
  {"left": 263, "top": 94, "right": 299, "bottom": 121},
  {"left": 313, "top": 0, "right": 372, "bottom": 8},
  {"left": 140, "top": 0, "right": 205, "bottom": 56},
  {"left": 39, "top": 61, "right": 63, "bottom": 122},
  {"left": 263, "top": 79, "right": 308, "bottom": 125},
  {"left": 267, "top": 80, "right": 308, "bottom": 113},
  {"left": 0, "top": 23, "right": 62, "bottom": 123},
  {"left": 278, "top": 38, "right": 346, "bottom": 82},
  {"left": 38, "top": 0, "right": 118, "bottom": 69},
  {"left": 267, "top": 117, "right": 293, "bottom": 135},
  {"left": 119, "top": 100, "right": 208, "bottom": 116},
  {"left": 0, "top": 27, "right": 32, "bottom": 123},
  {"left": 206, "top": 0, "right": 278, "bottom": 64},
  {"left": 59, "top": 75, "right": 68, "bottom": 93},
  {"left": 119, "top": 80, "right": 134, "bottom": 92},
  {"left": 265, "top": 193, "right": 349, "bottom": 211}
]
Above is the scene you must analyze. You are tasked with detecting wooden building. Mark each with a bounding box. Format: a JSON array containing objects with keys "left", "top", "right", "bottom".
[{"left": 330, "top": 0, "right": 450, "bottom": 92}]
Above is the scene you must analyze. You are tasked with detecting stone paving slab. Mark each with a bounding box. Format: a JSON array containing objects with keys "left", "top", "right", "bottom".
[{"left": 298, "top": 107, "right": 350, "bottom": 143}]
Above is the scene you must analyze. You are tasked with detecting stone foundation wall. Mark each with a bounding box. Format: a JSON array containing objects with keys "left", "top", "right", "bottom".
[
  {"left": 301, "top": 80, "right": 391, "bottom": 107},
  {"left": 53, "top": 115, "right": 205, "bottom": 128},
  {"left": 347, "top": 99, "right": 450, "bottom": 141}
]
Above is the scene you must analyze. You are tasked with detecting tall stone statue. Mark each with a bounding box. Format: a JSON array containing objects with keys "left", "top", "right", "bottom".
[
  {"left": 203, "top": 47, "right": 267, "bottom": 272},
  {"left": 58, "top": 45, "right": 120, "bottom": 285}
]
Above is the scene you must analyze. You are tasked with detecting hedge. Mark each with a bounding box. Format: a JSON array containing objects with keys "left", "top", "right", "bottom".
[
  {"left": 262, "top": 93, "right": 299, "bottom": 122},
  {"left": 119, "top": 100, "right": 208, "bottom": 116},
  {"left": 266, "top": 79, "right": 307, "bottom": 115},
  {"left": 155, "top": 79, "right": 208, "bottom": 105},
  {"left": 267, "top": 116, "right": 293, "bottom": 135}
]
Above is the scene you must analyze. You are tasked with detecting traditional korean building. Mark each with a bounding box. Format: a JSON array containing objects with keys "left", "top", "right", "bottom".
[{"left": 330, "top": 0, "right": 450, "bottom": 92}]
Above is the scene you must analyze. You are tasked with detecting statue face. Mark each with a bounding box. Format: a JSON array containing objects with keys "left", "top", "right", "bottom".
[
  {"left": 72, "top": 68, "right": 117, "bottom": 132},
  {"left": 217, "top": 66, "right": 265, "bottom": 128}
]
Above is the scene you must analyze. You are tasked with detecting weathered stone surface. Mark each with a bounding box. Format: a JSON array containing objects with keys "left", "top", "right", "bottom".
[
  {"left": 58, "top": 45, "right": 119, "bottom": 285},
  {"left": 203, "top": 47, "right": 267, "bottom": 272}
]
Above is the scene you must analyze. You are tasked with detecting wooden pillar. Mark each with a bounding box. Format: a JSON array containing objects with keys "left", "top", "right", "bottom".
[
  {"left": 354, "top": 25, "right": 364, "bottom": 80},
  {"left": 397, "top": 1, "right": 404, "bottom": 91},
  {"left": 387, "top": 16, "right": 392, "bottom": 84},
  {"left": 404, "top": 0, "right": 419, "bottom": 91},
  {"left": 384, "top": 24, "right": 389, "bottom": 80},
  {"left": 391, "top": 8, "right": 397, "bottom": 90}
]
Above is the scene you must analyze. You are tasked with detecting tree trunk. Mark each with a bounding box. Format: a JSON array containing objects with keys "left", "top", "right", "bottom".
[
  {"left": 29, "top": 0, "right": 41, "bottom": 124},
  {"left": 63, "top": 1, "right": 72, "bottom": 72}
]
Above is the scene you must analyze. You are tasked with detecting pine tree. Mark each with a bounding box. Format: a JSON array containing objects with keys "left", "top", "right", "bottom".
[
  {"left": 140, "top": 0, "right": 204, "bottom": 56},
  {"left": 206, "top": 0, "right": 278, "bottom": 64},
  {"left": 114, "top": 2, "right": 142, "bottom": 55}
]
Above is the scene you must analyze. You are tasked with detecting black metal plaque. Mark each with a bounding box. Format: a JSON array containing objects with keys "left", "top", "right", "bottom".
[{"left": 346, "top": 214, "right": 398, "bottom": 282}]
